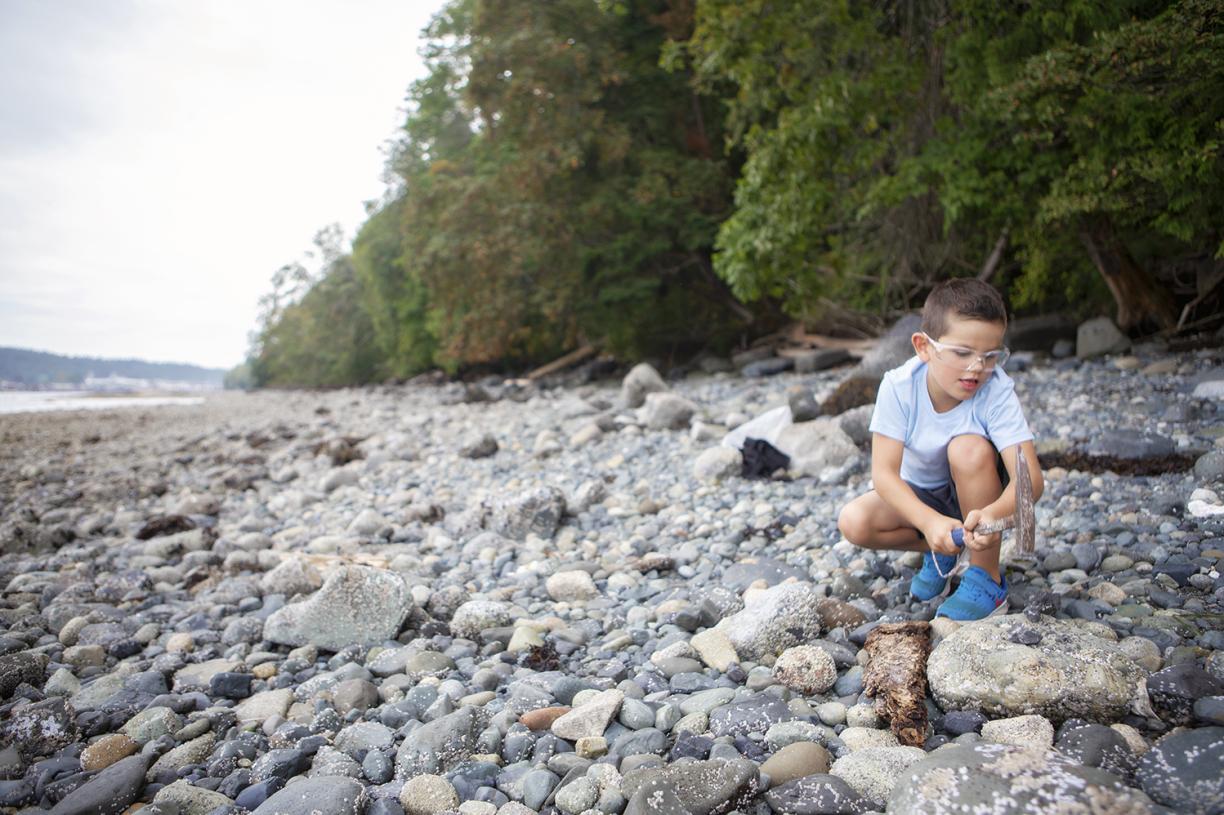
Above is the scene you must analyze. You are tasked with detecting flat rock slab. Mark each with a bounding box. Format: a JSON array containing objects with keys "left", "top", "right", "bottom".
[
  {"left": 264, "top": 565, "right": 412, "bottom": 652},
  {"left": 551, "top": 688, "right": 624, "bottom": 740},
  {"left": 926, "top": 614, "right": 1148, "bottom": 722},
  {"left": 888, "top": 743, "right": 1155, "bottom": 814}
]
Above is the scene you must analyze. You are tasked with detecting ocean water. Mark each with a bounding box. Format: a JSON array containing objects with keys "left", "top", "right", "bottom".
[{"left": 0, "top": 390, "right": 206, "bottom": 415}]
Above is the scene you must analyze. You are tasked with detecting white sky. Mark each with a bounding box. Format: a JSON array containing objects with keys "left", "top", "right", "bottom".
[{"left": 0, "top": 0, "right": 443, "bottom": 369}]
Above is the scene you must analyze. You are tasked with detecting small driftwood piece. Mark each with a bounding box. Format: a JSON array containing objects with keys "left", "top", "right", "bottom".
[
  {"left": 525, "top": 344, "right": 596, "bottom": 380},
  {"left": 863, "top": 621, "right": 932, "bottom": 747}
]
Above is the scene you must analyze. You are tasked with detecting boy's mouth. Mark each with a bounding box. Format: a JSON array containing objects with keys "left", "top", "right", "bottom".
[{"left": 958, "top": 377, "right": 980, "bottom": 391}]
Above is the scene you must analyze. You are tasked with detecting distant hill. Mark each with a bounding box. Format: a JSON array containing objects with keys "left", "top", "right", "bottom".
[{"left": 0, "top": 347, "right": 225, "bottom": 388}]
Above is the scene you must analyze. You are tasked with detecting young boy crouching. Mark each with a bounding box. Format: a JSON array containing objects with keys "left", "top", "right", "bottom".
[{"left": 837, "top": 279, "right": 1043, "bottom": 621}]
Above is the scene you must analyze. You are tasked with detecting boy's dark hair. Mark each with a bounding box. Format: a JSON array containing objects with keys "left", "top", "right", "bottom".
[{"left": 921, "top": 279, "right": 1007, "bottom": 338}]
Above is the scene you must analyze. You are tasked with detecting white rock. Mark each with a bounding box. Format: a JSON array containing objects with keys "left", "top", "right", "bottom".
[
  {"left": 981, "top": 714, "right": 1055, "bottom": 750},
  {"left": 693, "top": 447, "right": 741, "bottom": 482},
  {"left": 546, "top": 570, "right": 599, "bottom": 602}
]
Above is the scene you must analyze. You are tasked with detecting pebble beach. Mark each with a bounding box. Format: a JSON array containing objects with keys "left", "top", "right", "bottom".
[{"left": 3, "top": 324, "right": 1224, "bottom": 815}]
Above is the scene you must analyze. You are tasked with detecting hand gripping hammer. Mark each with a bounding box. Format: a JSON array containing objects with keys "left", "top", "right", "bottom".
[{"left": 950, "top": 447, "right": 1036, "bottom": 554}]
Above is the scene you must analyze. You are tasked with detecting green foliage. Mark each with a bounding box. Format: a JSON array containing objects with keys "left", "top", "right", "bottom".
[{"left": 247, "top": 0, "right": 1222, "bottom": 387}]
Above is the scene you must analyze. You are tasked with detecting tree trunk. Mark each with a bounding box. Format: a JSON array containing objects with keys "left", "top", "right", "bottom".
[{"left": 1079, "top": 220, "right": 1177, "bottom": 331}]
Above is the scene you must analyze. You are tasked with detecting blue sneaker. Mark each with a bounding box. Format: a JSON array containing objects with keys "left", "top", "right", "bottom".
[
  {"left": 910, "top": 551, "right": 959, "bottom": 601},
  {"left": 936, "top": 566, "right": 1009, "bottom": 621}
]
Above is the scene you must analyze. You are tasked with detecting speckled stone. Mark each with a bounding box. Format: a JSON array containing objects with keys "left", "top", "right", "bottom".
[
  {"left": 926, "top": 615, "right": 1148, "bottom": 722},
  {"left": 889, "top": 743, "right": 1155, "bottom": 814}
]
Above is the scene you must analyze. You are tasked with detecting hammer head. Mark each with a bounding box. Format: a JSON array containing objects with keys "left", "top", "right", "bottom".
[{"left": 1014, "top": 447, "right": 1036, "bottom": 554}]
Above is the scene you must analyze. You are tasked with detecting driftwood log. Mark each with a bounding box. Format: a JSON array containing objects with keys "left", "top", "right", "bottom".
[{"left": 863, "top": 621, "right": 932, "bottom": 747}]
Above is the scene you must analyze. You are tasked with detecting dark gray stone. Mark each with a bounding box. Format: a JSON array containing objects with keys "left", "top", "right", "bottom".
[
  {"left": 1086, "top": 431, "right": 1175, "bottom": 461},
  {"left": 1196, "top": 450, "right": 1224, "bottom": 484},
  {"left": 395, "top": 706, "right": 484, "bottom": 777},
  {"left": 763, "top": 773, "right": 873, "bottom": 815},
  {"left": 1054, "top": 723, "right": 1136, "bottom": 778},
  {"left": 250, "top": 776, "right": 366, "bottom": 815},
  {"left": 794, "top": 349, "right": 852, "bottom": 374},
  {"left": 620, "top": 758, "right": 760, "bottom": 815},
  {"left": 1148, "top": 664, "right": 1224, "bottom": 726},
  {"left": 721, "top": 558, "right": 810, "bottom": 593},
  {"left": 889, "top": 743, "right": 1154, "bottom": 814},
  {"left": 1137, "top": 727, "right": 1224, "bottom": 815},
  {"left": 709, "top": 694, "right": 792, "bottom": 738},
  {"left": 0, "top": 651, "right": 47, "bottom": 700},
  {"left": 48, "top": 753, "right": 149, "bottom": 815},
  {"left": 743, "top": 357, "right": 794, "bottom": 378}
]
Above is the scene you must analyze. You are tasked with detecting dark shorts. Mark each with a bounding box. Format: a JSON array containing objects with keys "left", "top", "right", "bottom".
[{"left": 908, "top": 451, "right": 1011, "bottom": 523}]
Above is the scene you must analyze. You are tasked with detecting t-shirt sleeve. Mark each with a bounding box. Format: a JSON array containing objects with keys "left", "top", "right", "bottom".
[
  {"left": 986, "top": 376, "right": 1034, "bottom": 450},
  {"left": 868, "top": 372, "right": 909, "bottom": 442}
]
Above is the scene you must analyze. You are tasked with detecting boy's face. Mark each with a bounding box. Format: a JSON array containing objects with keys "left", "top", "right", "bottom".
[{"left": 912, "top": 316, "right": 1008, "bottom": 410}]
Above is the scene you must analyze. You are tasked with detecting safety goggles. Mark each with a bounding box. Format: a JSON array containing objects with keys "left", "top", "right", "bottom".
[{"left": 922, "top": 333, "right": 1010, "bottom": 371}]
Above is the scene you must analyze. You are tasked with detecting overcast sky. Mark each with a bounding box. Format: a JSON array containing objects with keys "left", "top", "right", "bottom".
[{"left": 0, "top": 0, "right": 443, "bottom": 369}]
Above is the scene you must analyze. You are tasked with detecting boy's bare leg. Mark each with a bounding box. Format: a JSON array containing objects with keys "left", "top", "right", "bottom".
[
  {"left": 837, "top": 491, "right": 927, "bottom": 553},
  {"left": 948, "top": 434, "right": 1004, "bottom": 583}
]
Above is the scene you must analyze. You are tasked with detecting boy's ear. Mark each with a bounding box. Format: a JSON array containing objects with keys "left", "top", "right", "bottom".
[{"left": 911, "top": 332, "right": 930, "bottom": 359}]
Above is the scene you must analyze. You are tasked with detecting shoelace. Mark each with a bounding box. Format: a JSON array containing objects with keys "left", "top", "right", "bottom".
[{"left": 931, "top": 551, "right": 958, "bottom": 579}]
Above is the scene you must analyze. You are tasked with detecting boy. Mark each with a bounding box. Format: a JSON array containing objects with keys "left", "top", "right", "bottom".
[{"left": 837, "top": 279, "right": 1043, "bottom": 620}]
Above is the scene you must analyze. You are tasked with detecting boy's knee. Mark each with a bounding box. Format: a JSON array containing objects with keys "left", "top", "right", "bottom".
[
  {"left": 948, "top": 434, "right": 995, "bottom": 474},
  {"left": 837, "top": 503, "right": 866, "bottom": 545}
]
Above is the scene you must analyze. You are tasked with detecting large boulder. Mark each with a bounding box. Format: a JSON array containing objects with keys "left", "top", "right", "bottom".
[
  {"left": 1076, "top": 317, "right": 1130, "bottom": 358},
  {"left": 926, "top": 615, "right": 1149, "bottom": 722},
  {"left": 853, "top": 313, "right": 922, "bottom": 380},
  {"left": 774, "top": 418, "right": 860, "bottom": 477},
  {"left": 264, "top": 566, "right": 412, "bottom": 652},
  {"left": 888, "top": 743, "right": 1155, "bottom": 814},
  {"left": 718, "top": 582, "right": 824, "bottom": 660}
]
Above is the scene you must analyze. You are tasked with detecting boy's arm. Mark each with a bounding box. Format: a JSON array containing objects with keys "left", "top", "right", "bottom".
[
  {"left": 962, "top": 439, "right": 1044, "bottom": 550},
  {"left": 871, "top": 433, "right": 964, "bottom": 555}
]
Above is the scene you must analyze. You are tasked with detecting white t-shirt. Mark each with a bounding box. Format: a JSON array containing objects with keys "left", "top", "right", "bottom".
[{"left": 868, "top": 356, "right": 1033, "bottom": 488}]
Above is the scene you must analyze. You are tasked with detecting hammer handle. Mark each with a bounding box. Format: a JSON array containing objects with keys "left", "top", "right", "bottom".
[{"left": 950, "top": 515, "right": 1015, "bottom": 547}]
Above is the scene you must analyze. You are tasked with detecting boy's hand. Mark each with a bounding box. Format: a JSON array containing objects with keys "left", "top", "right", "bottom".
[
  {"left": 922, "top": 516, "right": 963, "bottom": 556},
  {"left": 962, "top": 509, "right": 1002, "bottom": 551}
]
